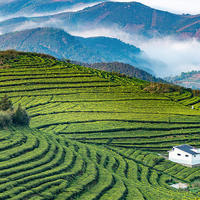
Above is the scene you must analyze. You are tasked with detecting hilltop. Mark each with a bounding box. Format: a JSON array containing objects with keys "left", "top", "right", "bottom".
[{"left": 0, "top": 51, "right": 200, "bottom": 199}]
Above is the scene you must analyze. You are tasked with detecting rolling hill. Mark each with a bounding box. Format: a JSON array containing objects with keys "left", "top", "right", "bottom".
[
  {"left": 0, "top": 27, "right": 153, "bottom": 73},
  {"left": 1, "top": 1, "right": 200, "bottom": 39},
  {"left": 0, "top": 50, "right": 200, "bottom": 199}
]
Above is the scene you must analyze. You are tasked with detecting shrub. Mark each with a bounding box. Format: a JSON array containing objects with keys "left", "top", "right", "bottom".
[{"left": 0, "top": 111, "right": 12, "bottom": 128}]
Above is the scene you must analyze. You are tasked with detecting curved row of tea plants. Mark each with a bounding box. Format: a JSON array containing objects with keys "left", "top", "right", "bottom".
[{"left": 0, "top": 126, "right": 197, "bottom": 200}]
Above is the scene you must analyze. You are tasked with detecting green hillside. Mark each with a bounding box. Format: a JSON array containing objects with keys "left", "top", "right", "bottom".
[{"left": 0, "top": 50, "right": 200, "bottom": 199}]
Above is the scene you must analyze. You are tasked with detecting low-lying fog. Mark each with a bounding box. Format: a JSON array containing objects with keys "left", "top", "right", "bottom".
[{"left": 68, "top": 27, "right": 200, "bottom": 77}]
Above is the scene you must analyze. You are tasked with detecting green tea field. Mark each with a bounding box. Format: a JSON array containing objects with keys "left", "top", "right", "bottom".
[{"left": 0, "top": 51, "right": 200, "bottom": 199}]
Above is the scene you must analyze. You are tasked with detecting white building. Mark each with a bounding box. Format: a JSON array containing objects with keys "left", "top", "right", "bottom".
[
  {"left": 171, "top": 183, "right": 188, "bottom": 189},
  {"left": 169, "top": 144, "right": 200, "bottom": 167}
]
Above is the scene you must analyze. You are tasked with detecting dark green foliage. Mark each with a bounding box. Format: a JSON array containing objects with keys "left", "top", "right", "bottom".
[
  {"left": 12, "top": 104, "right": 30, "bottom": 125},
  {"left": 0, "top": 95, "right": 13, "bottom": 111},
  {"left": 0, "top": 96, "right": 29, "bottom": 128},
  {"left": 0, "top": 95, "right": 13, "bottom": 127},
  {"left": 0, "top": 111, "right": 12, "bottom": 127}
]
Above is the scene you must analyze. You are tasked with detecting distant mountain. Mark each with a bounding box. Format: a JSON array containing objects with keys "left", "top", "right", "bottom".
[
  {"left": 72, "top": 62, "right": 163, "bottom": 82},
  {"left": 0, "top": 27, "right": 152, "bottom": 73},
  {"left": 52, "top": 1, "right": 200, "bottom": 39},
  {"left": 165, "top": 71, "right": 200, "bottom": 89},
  {"left": 0, "top": 0, "right": 103, "bottom": 16},
  {"left": 1, "top": 1, "right": 200, "bottom": 39}
]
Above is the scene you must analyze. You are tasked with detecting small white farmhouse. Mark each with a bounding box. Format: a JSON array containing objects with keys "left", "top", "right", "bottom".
[{"left": 169, "top": 144, "right": 200, "bottom": 167}]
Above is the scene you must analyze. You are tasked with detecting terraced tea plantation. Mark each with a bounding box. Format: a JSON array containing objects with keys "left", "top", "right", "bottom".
[{"left": 0, "top": 51, "right": 200, "bottom": 199}]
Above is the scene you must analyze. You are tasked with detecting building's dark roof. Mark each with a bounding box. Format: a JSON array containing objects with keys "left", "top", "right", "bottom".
[{"left": 175, "top": 144, "right": 197, "bottom": 155}]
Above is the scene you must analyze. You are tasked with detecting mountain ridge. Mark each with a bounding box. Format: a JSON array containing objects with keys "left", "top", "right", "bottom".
[
  {"left": 0, "top": 27, "right": 153, "bottom": 73},
  {"left": 0, "top": 1, "right": 200, "bottom": 39}
]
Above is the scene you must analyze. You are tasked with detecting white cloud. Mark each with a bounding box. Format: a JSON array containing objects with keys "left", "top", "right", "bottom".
[
  {"left": 54, "top": 2, "right": 103, "bottom": 13},
  {"left": 138, "top": 37, "right": 200, "bottom": 77},
  {"left": 13, "top": 19, "right": 64, "bottom": 32},
  {"left": 68, "top": 26, "right": 134, "bottom": 41},
  {"left": 110, "top": 0, "right": 200, "bottom": 15},
  {"left": 0, "top": 0, "right": 15, "bottom": 5},
  {"left": 69, "top": 27, "right": 200, "bottom": 77},
  {"left": 0, "top": 15, "right": 19, "bottom": 23},
  {"left": 21, "top": 2, "right": 103, "bottom": 17}
]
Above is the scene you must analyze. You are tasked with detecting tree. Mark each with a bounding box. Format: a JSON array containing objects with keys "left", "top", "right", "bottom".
[
  {"left": 0, "top": 95, "right": 13, "bottom": 111},
  {"left": 13, "top": 104, "right": 30, "bottom": 125}
]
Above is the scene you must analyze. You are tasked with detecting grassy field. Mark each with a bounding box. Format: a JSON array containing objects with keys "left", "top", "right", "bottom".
[{"left": 0, "top": 51, "right": 200, "bottom": 199}]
